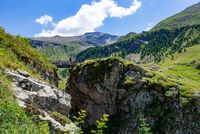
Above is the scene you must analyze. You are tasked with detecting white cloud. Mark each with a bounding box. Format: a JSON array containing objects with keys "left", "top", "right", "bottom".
[
  {"left": 35, "top": 0, "right": 142, "bottom": 37},
  {"left": 35, "top": 15, "right": 53, "bottom": 25},
  {"left": 144, "top": 22, "right": 155, "bottom": 31}
]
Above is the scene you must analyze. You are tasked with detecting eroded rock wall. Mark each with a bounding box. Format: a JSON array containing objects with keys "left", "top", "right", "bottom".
[{"left": 67, "top": 58, "right": 200, "bottom": 134}]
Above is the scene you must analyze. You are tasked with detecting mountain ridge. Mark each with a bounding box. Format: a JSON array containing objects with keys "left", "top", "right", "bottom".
[
  {"left": 30, "top": 32, "right": 119, "bottom": 61},
  {"left": 31, "top": 32, "right": 119, "bottom": 46},
  {"left": 1, "top": 1, "right": 200, "bottom": 133},
  {"left": 76, "top": 25, "right": 200, "bottom": 63},
  {"left": 152, "top": 2, "right": 200, "bottom": 30}
]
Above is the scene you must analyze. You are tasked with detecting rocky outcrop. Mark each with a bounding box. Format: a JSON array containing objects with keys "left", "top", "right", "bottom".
[
  {"left": 67, "top": 58, "right": 200, "bottom": 133},
  {"left": 27, "top": 61, "right": 59, "bottom": 86},
  {"left": 5, "top": 70, "right": 75, "bottom": 133}
]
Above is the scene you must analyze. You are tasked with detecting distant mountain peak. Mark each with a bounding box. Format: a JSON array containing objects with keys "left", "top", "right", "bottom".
[
  {"left": 84, "top": 32, "right": 118, "bottom": 36},
  {"left": 53, "top": 35, "right": 62, "bottom": 38},
  {"left": 84, "top": 32, "right": 102, "bottom": 35},
  {"left": 32, "top": 32, "right": 119, "bottom": 46},
  {"left": 30, "top": 32, "right": 120, "bottom": 61}
]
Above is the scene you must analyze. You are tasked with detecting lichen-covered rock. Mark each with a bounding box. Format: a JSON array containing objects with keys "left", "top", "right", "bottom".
[
  {"left": 67, "top": 57, "right": 200, "bottom": 133},
  {"left": 5, "top": 70, "right": 74, "bottom": 133}
]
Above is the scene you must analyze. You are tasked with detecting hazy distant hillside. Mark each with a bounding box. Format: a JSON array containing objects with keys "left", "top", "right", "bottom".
[
  {"left": 30, "top": 40, "right": 91, "bottom": 61},
  {"left": 32, "top": 32, "right": 119, "bottom": 46},
  {"left": 30, "top": 32, "right": 119, "bottom": 61},
  {"left": 152, "top": 2, "right": 200, "bottom": 31}
]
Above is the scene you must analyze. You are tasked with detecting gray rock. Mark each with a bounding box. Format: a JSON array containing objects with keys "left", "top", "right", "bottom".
[
  {"left": 67, "top": 58, "right": 200, "bottom": 134},
  {"left": 17, "top": 69, "right": 30, "bottom": 77},
  {"left": 5, "top": 70, "right": 72, "bottom": 132},
  {"left": 67, "top": 59, "right": 148, "bottom": 126}
]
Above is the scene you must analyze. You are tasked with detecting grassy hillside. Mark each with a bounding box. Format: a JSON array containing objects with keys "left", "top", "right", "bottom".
[
  {"left": 76, "top": 25, "right": 200, "bottom": 63},
  {"left": 147, "top": 45, "right": 200, "bottom": 103},
  {"left": 76, "top": 33, "right": 140, "bottom": 62},
  {"left": 30, "top": 39, "right": 92, "bottom": 61},
  {"left": 152, "top": 2, "right": 200, "bottom": 31},
  {"left": 77, "top": 2, "right": 200, "bottom": 63},
  {"left": 0, "top": 76, "right": 49, "bottom": 133},
  {"left": 39, "top": 41, "right": 90, "bottom": 61},
  {"left": 31, "top": 32, "right": 119, "bottom": 61},
  {"left": 0, "top": 28, "right": 56, "bottom": 75},
  {"left": 0, "top": 27, "right": 58, "bottom": 133},
  {"left": 163, "top": 44, "right": 200, "bottom": 64}
]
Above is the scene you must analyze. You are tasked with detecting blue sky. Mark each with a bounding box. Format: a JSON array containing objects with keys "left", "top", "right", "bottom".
[{"left": 0, "top": 0, "right": 199, "bottom": 37}]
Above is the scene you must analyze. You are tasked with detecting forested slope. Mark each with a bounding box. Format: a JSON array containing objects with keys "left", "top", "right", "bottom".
[{"left": 76, "top": 25, "right": 200, "bottom": 63}]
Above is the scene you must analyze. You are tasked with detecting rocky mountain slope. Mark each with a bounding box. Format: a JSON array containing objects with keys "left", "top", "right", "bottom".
[
  {"left": 6, "top": 69, "right": 73, "bottom": 132},
  {"left": 1, "top": 2, "right": 200, "bottom": 134},
  {"left": 30, "top": 32, "right": 119, "bottom": 61},
  {"left": 65, "top": 3, "right": 200, "bottom": 132},
  {"left": 0, "top": 27, "right": 75, "bottom": 133},
  {"left": 152, "top": 2, "right": 200, "bottom": 31},
  {"left": 66, "top": 57, "right": 200, "bottom": 133}
]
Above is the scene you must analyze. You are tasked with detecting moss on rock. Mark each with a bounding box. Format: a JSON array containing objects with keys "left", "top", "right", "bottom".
[{"left": 51, "top": 112, "right": 71, "bottom": 126}]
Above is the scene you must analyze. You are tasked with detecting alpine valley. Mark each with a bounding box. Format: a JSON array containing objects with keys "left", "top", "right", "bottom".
[{"left": 0, "top": 1, "right": 200, "bottom": 134}]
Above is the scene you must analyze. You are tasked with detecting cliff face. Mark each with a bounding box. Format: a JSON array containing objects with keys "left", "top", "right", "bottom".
[{"left": 67, "top": 58, "right": 200, "bottom": 133}]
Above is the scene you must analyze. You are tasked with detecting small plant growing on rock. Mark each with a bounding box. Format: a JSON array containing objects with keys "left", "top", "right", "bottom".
[
  {"left": 138, "top": 115, "right": 152, "bottom": 134},
  {"left": 71, "top": 110, "right": 109, "bottom": 134},
  {"left": 72, "top": 109, "right": 87, "bottom": 134},
  {"left": 38, "top": 121, "right": 50, "bottom": 134},
  {"left": 51, "top": 112, "right": 71, "bottom": 126},
  {"left": 91, "top": 114, "right": 109, "bottom": 134}
]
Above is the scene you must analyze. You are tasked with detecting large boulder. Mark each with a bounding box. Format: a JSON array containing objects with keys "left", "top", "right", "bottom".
[
  {"left": 67, "top": 58, "right": 200, "bottom": 133},
  {"left": 5, "top": 70, "right": 74, "bottom": 133}
]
